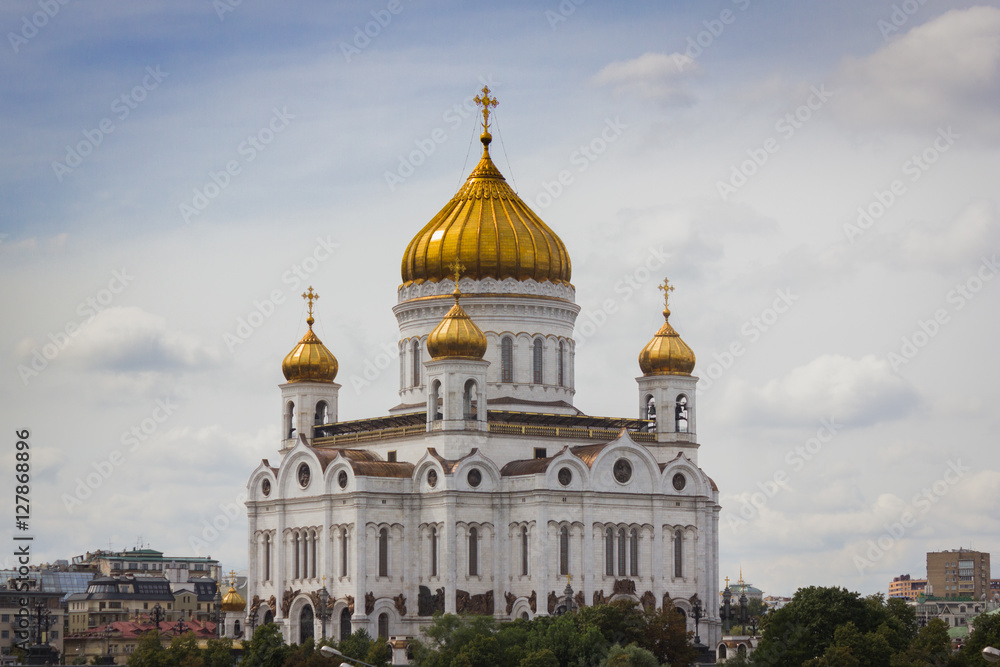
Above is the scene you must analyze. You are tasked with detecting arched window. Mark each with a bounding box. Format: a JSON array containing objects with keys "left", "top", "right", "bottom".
[
  {"left": 501, "top": 337, "right": 514, "bottom": 383},
  {"left": 645, "top": 395, "right": 656, "bottom": 421},
  {"left": 533, "top": 339, "right": 543, "bottom": 384},
  {"left": 234, "top": 620, "right": 241, "bottom": 637},
  {"left": 463, "top": 379, "right": 477, "bottom": 419},
  {"left": 340, "top": 528, "right": 348, "bottom": 577},
  {"left": 468, "top": 527, "right": 479, "bottom": 576},
  {"left": 378, "top": 528, "right": 389, "bottom": 577},
  {"left": 314, "top": 401, "right": 328, "bottom": 426},
  {"left": 629, "top": 529, "right": 639, "bottom": 576},
  {"left": 617, "top": 528, "right": 626, "bottom": 576},
  {"left": 430, "top": 527, "right": 438, "bottom": 578},
  {"left": 674, "top": 530, "right": 683, "bottom": 578},
  {"left": 263, "top": 533, "right": 271, "bottom": 581},
  {"left": 285, "top": 401, "right": 295, "bottom": 439},
  {"left": 558, "top": 341, "right": 565, "bottom": 387},
  {"left": 293, "top": 533, "right": 300, "bottom": 579},
  {"left": 559, "top": 526, "right": 569, "bottom": 576},
  {"left": 520, "top": 527, "right": 529, "bottom": 576},
  {"left": 719, "top": 645, "right": 727, "bottom": 660},
  {"left": 339, "top": 608, "right": 352, "bottom": 640},
  {"left": 605, "top": 528, "right": 614, "bottom": 576},
  {"left": 676, "top": 394, "right": 689, "bottom": 433},
  {"left": 412, "top": 340, "right": 421, "bottom": 387},
  {"left": 377, "top": 612, "right": 389, "bottom": 639}
]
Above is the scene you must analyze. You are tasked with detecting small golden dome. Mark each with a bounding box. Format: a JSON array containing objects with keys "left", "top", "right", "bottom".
[
  {"left": 426, "top": 274, "right": 488, "bottom": 360},
  {"left": 639, "top": 280, "right": 695, "bottom": 376},
  {"left": 221, "top": 584, "right": 246, "bottom": 612},
  {"left": 401, "top": 87, "right": 571, "bottom": 287},
  {"left": 282, "top": 287, "right": 338, "bottom": 383}
]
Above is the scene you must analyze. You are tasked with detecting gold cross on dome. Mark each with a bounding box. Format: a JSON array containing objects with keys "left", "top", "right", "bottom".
[
  {"left": 302, "top": 286, "right": 319, "bottom": 317},
  {"left": 658, "top": 278, "right": 674, "bottom": 310},
  {"left": 725, "top": 576, "right": 731, "bottom": 588},
  {"left": 448, "top": 260, "right": 466, "bottom": 286},
  {"left": 229, "top": 569, "right": 237, "bottom": 585},
  {"left": 474, "top": 86, "right": 499, "bottom": 132}
]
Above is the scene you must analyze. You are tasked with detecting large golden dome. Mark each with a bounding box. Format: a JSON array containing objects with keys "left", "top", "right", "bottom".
[
  {"left": 401, "top": 101, "right": 571, "bottom": 287},
  {"left": 426, "top": 282, "right": 488, "bottom": 360},
  {"left": 282, "top": 287, "right": 338, "bottom": 383},
  {"left": 639, "top": 281, "right": 696, "bottom": 376}
]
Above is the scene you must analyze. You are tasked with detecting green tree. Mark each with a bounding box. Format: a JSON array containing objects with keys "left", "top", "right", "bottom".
[
  {"left": 127, "top": 630, "right": 171, "bottom": 667},
  {"left": 891, "top": 618, "right": 952, "bottom": 667},
  {"left": 203, "top": 638, "right": 234, "bottom": 667},
  {"left": 961, "top": 611, "right": 1000, "bottom": 666},
  {"left": 241, "top": 624, "right": 289, "bottom": 667},
  {"left": 599, "top": 643, "right": 660, "bottom": 667},
  {"left": 518, "top": 648, "right": 560, "bottom": 667},
  {"left": 639, "top": 605, "right": 696, "bottom": 667},
  {"left": 753, "top": 587, "right": 881, "bottom": 665},
  {"left": 168, "top": 632, "right": 204, "bottom": 667}
]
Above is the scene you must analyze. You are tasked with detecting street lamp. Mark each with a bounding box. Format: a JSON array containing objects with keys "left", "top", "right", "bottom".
[
  {"left": 721, "top": 586, "right": 734, "bottom": 633},
  {"left": 151, "top": 604, "right": 164, "bottom": 631},
  {"left": 317, "top": 579, "right": 331, "bottom": 640},
  {"left": 320, "top": 645, "right": 376, "bottom": 667},
  {"left": 983, "top": 647, "right": 1000, "bottom": 663},
  {"left": 691, "top": 595, "right": 703, "bottom": 646},
  {"left": 103, "top": 623, "right": 114, "bottom": 664}
]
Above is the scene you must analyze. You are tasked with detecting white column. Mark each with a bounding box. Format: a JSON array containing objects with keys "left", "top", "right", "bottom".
[
  {"left": 493, "top": 501, "right": 504, "bottom": 618},
  {"left": 535, "top": 505, "right": 549, "bottom": 614},
  {"left": 582, "top": 504, "right": 594, "bottom": 605},
  {"left": 353, "top": 504, "right": 368, "bottom": 624},
  {"left": 444, "top": 498, "right": 457, "bottom": 614}
]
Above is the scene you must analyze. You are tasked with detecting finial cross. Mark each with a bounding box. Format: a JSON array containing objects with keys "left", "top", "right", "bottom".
[
  {"left": 658, "top": 278, "right": 674, "bottom": 310},
  {"left": 725, "top": 576, "right": 730, "bottom": 588},
  {"left": 302, "top": 286, "right": 319, "bottom": 318},
  {"left": 448, "top": 260, "right": 465, "bottom": 287},
  {"left": 474, "top": 86, "right": 498, "bottom": 132}
]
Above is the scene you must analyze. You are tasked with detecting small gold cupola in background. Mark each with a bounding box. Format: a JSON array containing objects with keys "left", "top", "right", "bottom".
[
  {"left": 639, "top": 279, "right": 696, "bottom": 376},
  {"left": 282, "top": 286, "right": 339, "bottom": 383},
  {"left": 426, "top": 261, "right": 488, "bottom": 360},
  {"left": 220, "top": 571, "right": 246, "bottom": 613}
]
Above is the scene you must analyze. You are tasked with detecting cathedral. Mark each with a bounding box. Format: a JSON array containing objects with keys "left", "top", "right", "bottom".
[{"left": 245, "top": 88, "right": 721, "bottom": 652}]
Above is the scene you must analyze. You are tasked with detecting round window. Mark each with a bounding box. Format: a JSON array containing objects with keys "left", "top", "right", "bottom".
[
  {"left": 338, "top": 470, "right": 348, "bottom": 489},
  {"left": 672, "top": 473, "right": 686, "bottom": 491},
  {"left": 427, "top": 469, "right": 438, "bottom": 488},
  {"left": 261, "top": 479, "right": 271, "bottom": 497},
  {"left": 467, "top": 468, "right": 482, "bottom": 488},
  {"left": 297, "top": 463, "right": 311, "bottom": 488},
  {"left": 613, "top": 458, "right": 632, "bottom": 484},
  {"left": 557, "top": 467, "right": 573, "bottom": 486}
]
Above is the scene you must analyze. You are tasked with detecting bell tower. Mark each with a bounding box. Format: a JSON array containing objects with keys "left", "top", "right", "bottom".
[
  {"left": 279, "top": 287, "right": 340, "bottom": 449},
  {"left": 636, "top": 279, "right": 699, "bottom": 463}
]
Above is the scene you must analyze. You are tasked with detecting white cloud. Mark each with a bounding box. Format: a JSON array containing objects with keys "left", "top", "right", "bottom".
[
  {"left": 720, "top": 354, "right": 918, "bottom": 427},
  {"left": 592, "top": 52, "right": 698, "bottom": 103},
  {"left": 829, "top": 6, "right": 1000, "bottom": 138},
  {"left": 52, "top": 306, "right": 222, "bottom": 373},
  {"left": 884, "top": 200, "right": 999, "bottom": 272}
]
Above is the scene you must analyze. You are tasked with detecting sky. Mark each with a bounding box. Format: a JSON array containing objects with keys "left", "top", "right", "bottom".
[{"left": 2, "top": 0, "right": 999, "bottom": 600}]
